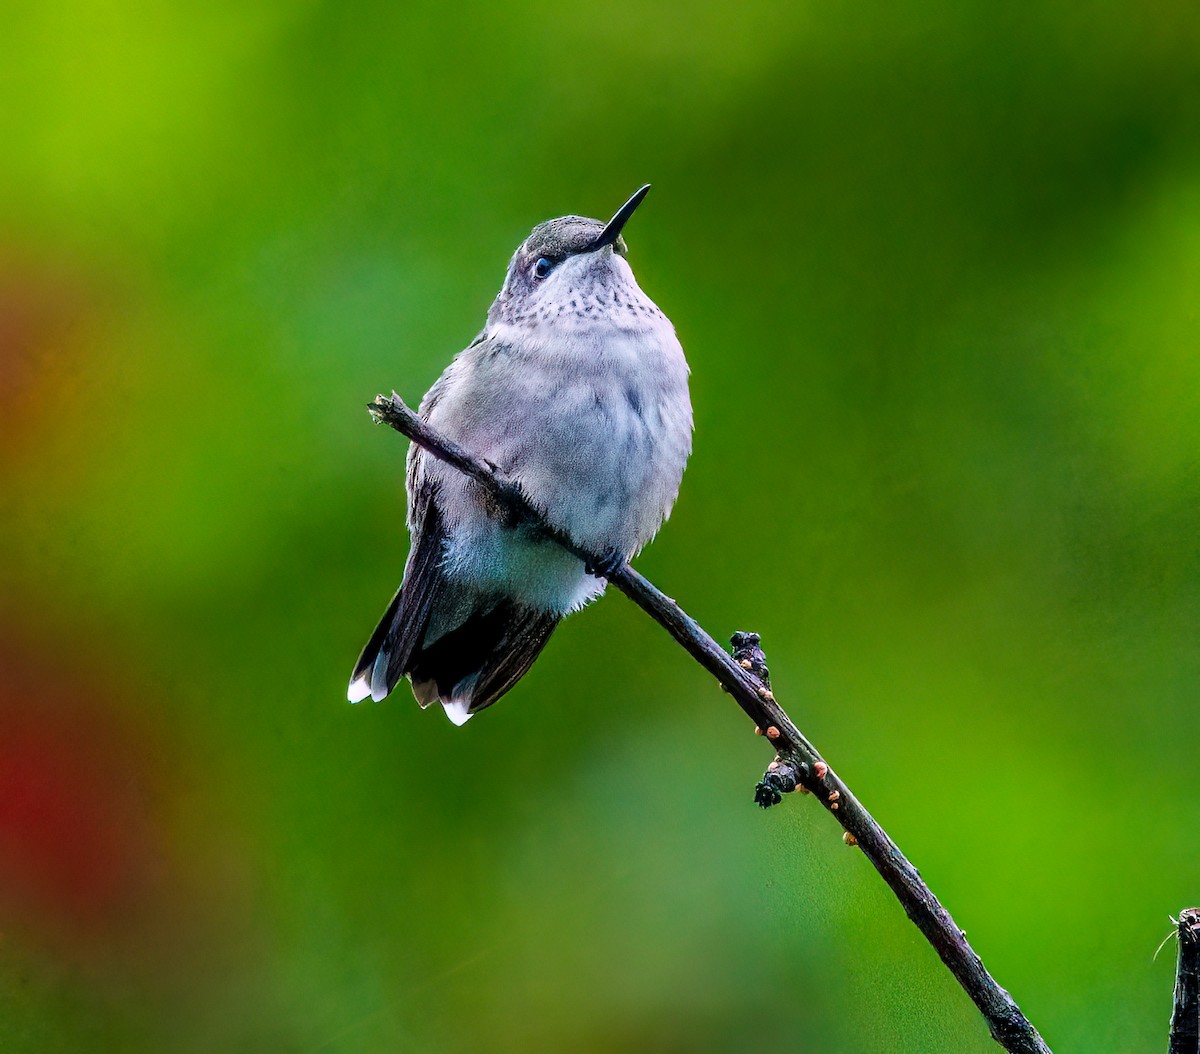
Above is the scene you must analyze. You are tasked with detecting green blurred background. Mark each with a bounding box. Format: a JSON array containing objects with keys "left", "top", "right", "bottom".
[{"left": 2, "top": 2, "right": 1198, "bottom": 1050}]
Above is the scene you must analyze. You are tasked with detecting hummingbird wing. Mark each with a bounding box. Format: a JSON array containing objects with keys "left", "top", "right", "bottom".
[{"left": 346, "top": 478, "right": 445, "bottom": 704}]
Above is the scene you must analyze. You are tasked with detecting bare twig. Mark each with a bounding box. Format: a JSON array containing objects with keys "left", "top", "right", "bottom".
[
  {"left": 1170, "top": 909, "right": 1200, "bottom": 1054},
  {"left": 366, "top": 391, "right": 1053, "bottom": 1054}
]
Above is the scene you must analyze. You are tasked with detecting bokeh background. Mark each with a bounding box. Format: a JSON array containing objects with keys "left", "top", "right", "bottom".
[{"left": 3, "top": 2, "right": 1199, "bottom": 1051}]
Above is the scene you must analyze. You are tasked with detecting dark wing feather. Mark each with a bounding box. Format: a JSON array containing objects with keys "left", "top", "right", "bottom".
[{"left": 348, "top": 481, "right": 445, "bottom": 702}]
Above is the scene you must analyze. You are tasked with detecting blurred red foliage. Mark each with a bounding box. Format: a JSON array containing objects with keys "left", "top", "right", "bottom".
[{"left": 0, "top": 635, "right": 167, "bottom": 944}]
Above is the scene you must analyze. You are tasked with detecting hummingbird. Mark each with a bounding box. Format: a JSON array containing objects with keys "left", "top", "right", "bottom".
[{"left": 347, "top": 186, "right": 693, "bottom": 725}]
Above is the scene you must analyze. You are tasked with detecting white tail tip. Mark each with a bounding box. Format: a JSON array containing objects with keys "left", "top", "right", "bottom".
[
  {"left": 442, "top": 698, "right": 473, "bottom": 726},
  {"left": 347, "top": 675, "right": 371, "bottom": 703}
]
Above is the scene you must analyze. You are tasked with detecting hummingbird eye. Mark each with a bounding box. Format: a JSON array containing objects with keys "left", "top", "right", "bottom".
[{"left": 532, "top": 257, "right": 553, "bottom": 280}]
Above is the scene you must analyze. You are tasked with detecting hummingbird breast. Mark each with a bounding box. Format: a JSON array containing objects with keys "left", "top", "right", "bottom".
[{"left": 413, "top": 306, "right": 692, "bottom": 614}]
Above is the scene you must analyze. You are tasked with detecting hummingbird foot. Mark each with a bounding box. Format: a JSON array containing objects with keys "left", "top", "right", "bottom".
[{"left": 585, "top": 547, "right": 627, "bottom": 579}]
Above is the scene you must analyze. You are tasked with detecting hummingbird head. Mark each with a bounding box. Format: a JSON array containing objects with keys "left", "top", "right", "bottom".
[{"left": 488, "top": 185, "right": 659, "bottom": 330}]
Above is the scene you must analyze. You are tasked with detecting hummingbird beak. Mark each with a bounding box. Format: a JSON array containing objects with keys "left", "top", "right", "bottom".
[{"left": 587, "top": 184, "right": 651, "bottom": 252}]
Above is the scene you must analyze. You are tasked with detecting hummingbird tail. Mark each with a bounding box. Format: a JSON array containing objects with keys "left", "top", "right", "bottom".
[
  {"left": 347, "top": 577, "right": 560, "bottom": 723},
  {"left": 347, "top": 481, "right": 562, "bottom": 723},
  {"left": 407, "top": 600, "right": 560, "bottom": 724}
]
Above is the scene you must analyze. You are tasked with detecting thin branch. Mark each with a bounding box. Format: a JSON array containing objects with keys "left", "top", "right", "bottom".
[
  {"left": 1170, "top": 908, "right": 1200, "bottom": 1054},
  {"left": 367, "top": 391, "right": 1053, "bottom": 1054}
]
